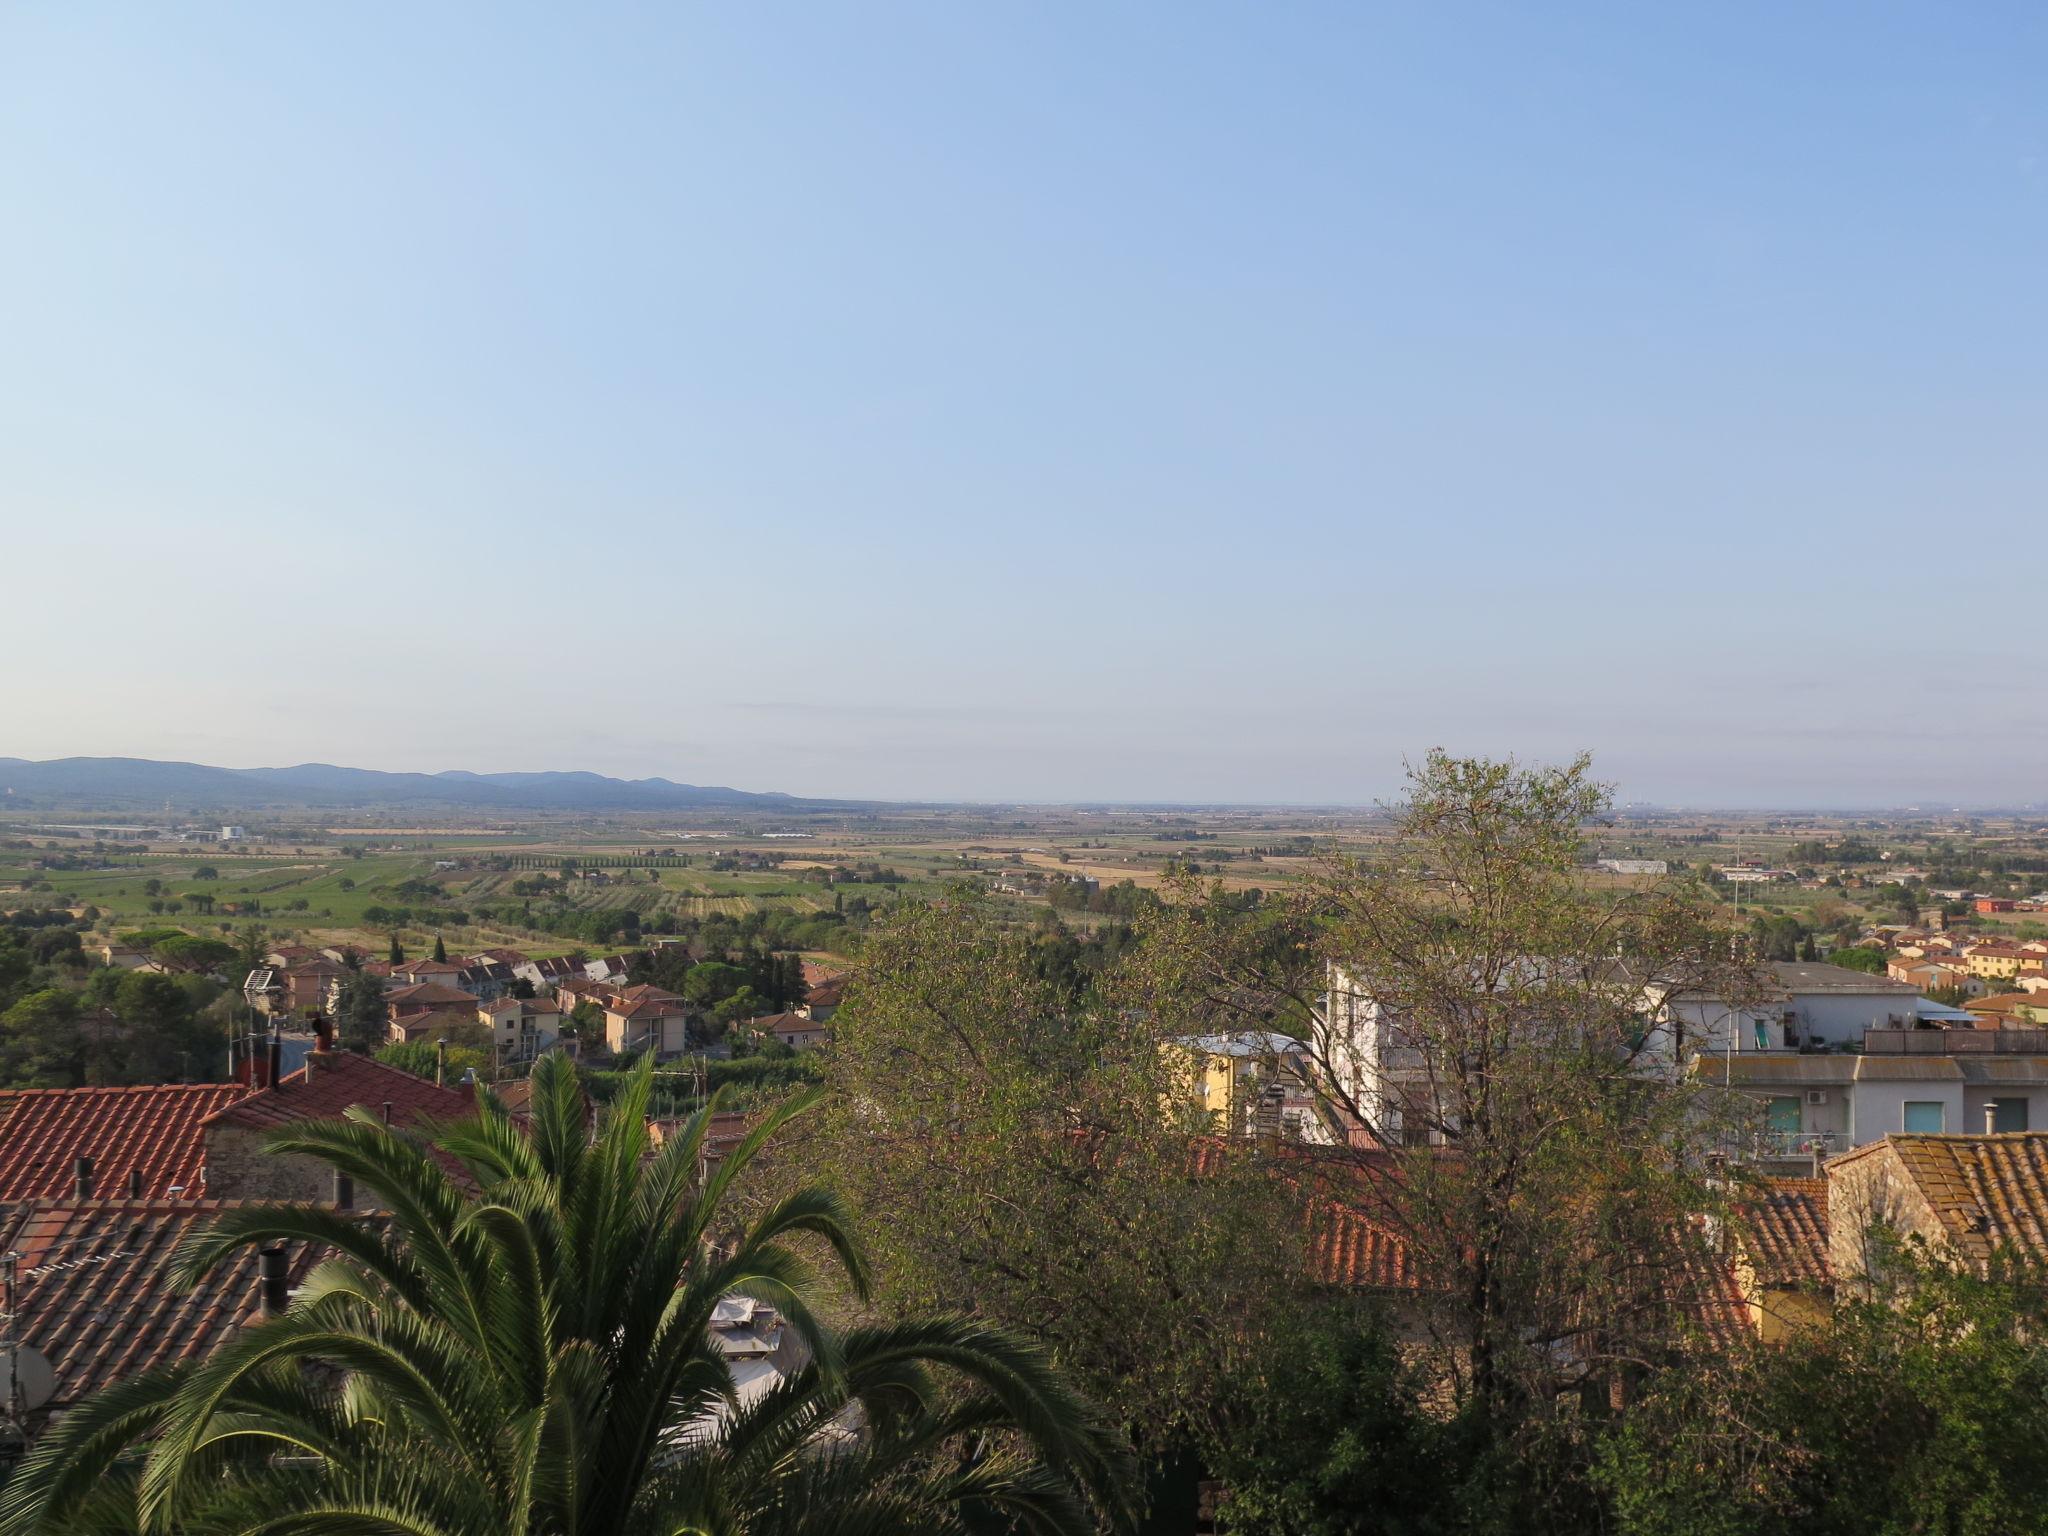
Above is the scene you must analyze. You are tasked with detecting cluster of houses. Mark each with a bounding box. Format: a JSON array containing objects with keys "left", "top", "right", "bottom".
[
  {"left": 240, "top": 943, "right": 844, "bottom": 1063},
  {"left": 1172, "top": 957, "right": 2048, "bottom": 1350},
  {"left": 1169, "top": 946, "right": 2048, "bottom": 1184},
  {"left": 0, "top": 1027, "right": 799, "bottom": 1459}
]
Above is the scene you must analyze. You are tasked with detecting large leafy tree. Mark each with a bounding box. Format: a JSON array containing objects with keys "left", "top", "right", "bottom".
[
  {"left": 0, "top": 1055, "right": 1132, "bottom": 1536},
  {"left": 814, "top": 894, "right": 1308, "bottom": 1443},
  {"left": 1141, "top": 753, "right": 1764, "bottom": 1419}
]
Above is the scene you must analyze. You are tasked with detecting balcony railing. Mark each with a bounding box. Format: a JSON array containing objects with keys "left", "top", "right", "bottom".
[
  {"left": 1752, "top": 1130, "right": 1844, "bottom": 1159},
  {"left": 1864, "top": 1028, "right": 2048, "bottom": 1055}
]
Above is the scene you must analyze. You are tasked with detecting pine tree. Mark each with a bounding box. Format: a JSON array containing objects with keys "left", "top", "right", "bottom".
[
  {"left": 389, "top": 932, "right": 404, "bottom": 965},
  {"left": 433, "top": 933, "right": 447, "bottom": 963}
]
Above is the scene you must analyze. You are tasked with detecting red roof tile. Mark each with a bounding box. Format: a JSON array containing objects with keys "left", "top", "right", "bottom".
[
  {"left": 204, "top": 1051, "right": 472, "bottom": 1133},
  {"left": 0, "top": 1084, "right": 247, "bottom": 1201},
  {"left": 1736, "top": 1177, "right": 1832, "bottom": 1287},
  {"left": 0, "top": 1198, "right": 333, "bottom": 1410}
]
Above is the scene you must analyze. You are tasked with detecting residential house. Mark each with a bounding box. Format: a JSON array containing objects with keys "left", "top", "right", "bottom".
[
  {"left": 0, "top": 1083, "right": 248, "bottom": 1201},
  {"left": 1887, "top": 957, "right": 1981, "bottom": 996},
  {"left": 0, "top": 1198, "right": 329, "bottom": 1436},
  {"left": 1963, "top": 942, "right": 2027, "bottom": 982},
  {"left": 513, "top": 954, "right": 587, "bottom": 993},
  {"left": 1826, "top": 1131, "right": 2048, "bottom": 1293},
  {"left": 600, "top": 984, "right": 690, "bottom": 1057},
  {"left": 383, "top": 982, "right": 478, "bottom": 1026},
  {"left": 797, "top": 974, "right": 845, "bottom": 1022},
  {"left": 1164, "top": 1031, "right": 1320, "bottom": 1140},
  {"left": 202, "top": 1047, "right": 474, "bottom": 1202},
  {"left": 479, "top": 994, "right": 563, "bottom": 1061},
  {"left": 453, "top": 957, "right": 516, "bottom": 1001},
  {"left": 583, "top": 953, "right": 635, "bottom": 985},
  {"left": 747, "top": 1012, "right": 831, "bottom": 1052},
  {"left": 1727, "top": 1179, "right": 1832, "bottom": 1342},
  {"left": 553, "top": 975, "right": 610, "bottom": 1016},
  {"left": 98, "top": 942, "right": 146, "bottom": 970},
  {"left": 388, "top": 958, "right": 473, "bottom": 993},
  {"left": 280, "top": 957, "right": 348, "bottom": 1015},
  {"left": 1328, "top": 959, "right": 1957, "bottom": 1151},
  {"left": 388, "top": 1007, "right": 482, "bottom": 1046}
]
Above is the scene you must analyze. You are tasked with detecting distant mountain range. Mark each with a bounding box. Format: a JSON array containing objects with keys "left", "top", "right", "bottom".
[{"left": 0, "top": 757, "right": 827, "bottom": 813}]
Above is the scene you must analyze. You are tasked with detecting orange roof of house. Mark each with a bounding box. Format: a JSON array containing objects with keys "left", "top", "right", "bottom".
[
  {"left": 1834, "top": 1132, "right": 2048, "bottom": 1266},
  {"left": 0, "top": 1083, "right": 247, "bottom": 1201},
  {"left": 384, "top": 983, "right": 476, "bottom": 1008},
  {"left": 0, "top": 1198, "right": 331, "bottom": 1410},
  {"left": 1737, "top": 1178, "right": 1831, "bottom": 1287},
  {"left": 483, "top": 994, "right": 562, "bottom": 1014},
  {"left": 203, "top": 1051, "right": 471, "bottom": 1134}
]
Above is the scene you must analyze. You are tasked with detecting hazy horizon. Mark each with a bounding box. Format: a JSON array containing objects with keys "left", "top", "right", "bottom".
[{"left": 4, "top": 6, "right": 2044, "bottom": 806}]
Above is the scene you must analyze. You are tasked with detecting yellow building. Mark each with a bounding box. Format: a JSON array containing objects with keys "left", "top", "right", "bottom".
[
  {"left": 1964, "top": 944, "right": 2024, "bottom": 981},
  {"left": 1729, "top": 1179, "right": 1832, "bottom": 1342},
  {"left": 1161, "top": 1031, "right": 1314, "bottom": 1137}
]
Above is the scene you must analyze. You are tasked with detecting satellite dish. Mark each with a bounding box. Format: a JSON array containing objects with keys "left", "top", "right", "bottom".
[{"left": 1, "top": 1347, "right": 56, "bottom": 1413}]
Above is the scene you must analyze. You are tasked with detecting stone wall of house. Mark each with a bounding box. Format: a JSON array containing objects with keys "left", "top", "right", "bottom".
[
  {"left": 1826, "top": 1146, "right": 1942, "bottom": 1293},
  {"left": 202, "top": 1125, "right": 339, "bottom": 1203}
]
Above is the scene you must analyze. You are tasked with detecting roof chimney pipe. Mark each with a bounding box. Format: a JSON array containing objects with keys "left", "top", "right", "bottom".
[
  {"left": 332, "top": 1169, "right": 353, "bottom": 1210},
  {"left": 1985, "top": 1100, "right": 1999, "bottom": 1135},
  {"left": 314, "top": 1013, "right": 335, "bottom": 1054},
  {"left": 268, "top": 1029, "right": 283, "bottom": 1092},
  {"left": 73, "top": 1155, "right": 94, "bottom": 1201},
  {"left": 127, "top": 1168, "right": 143, "bottom": 1198},
  {"left": 258, "top": 1246, "right": 289, "bottom": 1318},
  {"left": 435, "top": 1037, "right": 448, "bottom": 1088}
]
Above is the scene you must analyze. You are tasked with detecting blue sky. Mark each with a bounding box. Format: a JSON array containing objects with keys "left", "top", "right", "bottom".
[{"left": 2, "top": 4, "right": 2043, "bottom": 805}]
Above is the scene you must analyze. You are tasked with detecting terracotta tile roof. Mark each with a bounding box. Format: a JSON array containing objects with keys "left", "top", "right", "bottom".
[
  {"left": 805, "top": 977, "right": 846, "bottom": 1008},
  {"left": 203, "top": 1051, "right": 472, "bottom": 1134},
  {"left": 1737, "top": 1178, "right": 1831, "bottom": 1287},
  {"left": 390, "top": 1008, "right": 481, "bottom": 1043},
  {"left": 384, "top": 983, "right": 477, "bottom": 1010},
  {"left": 0, "top": 1084, "right": 247, "bottom": 1201},
  {"left": 0, "top": 1198, "right": 336, "bottom": 1410},
  {"left": 609, "top": 984, "right": 681, "bottom": 1005},
  {"left": 397, "top": 960, "right": 465, "bottom": 976},
  {"left": 612, "top": 996, "right": 688, "bottom": 1020},
  {"left": 1307, "top": 1200, "right": 1419, "bottom": 1288},
  {"left": 1863, "top": 1132, "right": 2048, "bottom": 1265},
  {"left": 482, "top": 994, "right": 562, "bottom": 1015}
]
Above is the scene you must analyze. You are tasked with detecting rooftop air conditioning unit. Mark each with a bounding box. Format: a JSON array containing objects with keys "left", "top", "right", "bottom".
[{"left": 1806, "top": 1089, "right": 1829, "bottom": 1105}]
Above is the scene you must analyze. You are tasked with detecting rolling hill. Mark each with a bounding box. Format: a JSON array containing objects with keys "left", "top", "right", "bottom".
[{"left": 0, "top": 757, "right": 824, "bottom": 813}]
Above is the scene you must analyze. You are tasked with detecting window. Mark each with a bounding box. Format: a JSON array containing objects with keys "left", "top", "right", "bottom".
[
  {"left": 1994, "top": 1097, "right": 2030, "bottom": 1133},
  {"left": 1766, "top": 1096, "right": 1801, "bottom": 1135},
  {"left": 1903, "top": 1101, "right": 1945, "bottom": 1134}
]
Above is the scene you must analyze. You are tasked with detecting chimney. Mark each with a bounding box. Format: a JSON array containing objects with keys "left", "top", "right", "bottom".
[
  {"left": 332, "top": 1169, "right": 353, "bottom": 1210},
  {"left": 435, "top": 1037, "right": 448, "bottom": 1088},
  {"left": 127, "top": 1168, "right": 143, "bottom": 1198},
  {"left": 73, "top": 1155, "right": 94, "bottom": 1201},
  {"left": 314, "top": 1013, "right": 335, "bottom": 1054},
  {"left": 258, "top": 1246, "right": 289, "bottom": 1318},
  {"left": 1985, "top": 1101, "right": 1999, "bottom": 1135},
  {"left": 268, "top": 1030, "right": 284, "bottom": 1092},
  {"left": 381, "top": 1100, "right": 393, "bottom": 1125}
]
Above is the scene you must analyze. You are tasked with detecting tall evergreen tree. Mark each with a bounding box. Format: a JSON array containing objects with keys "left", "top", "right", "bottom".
[
  {"left": 433, "top": 932, "right": 447, "bottom": 963},
  {"left": 389, "top": 932, "right": 404, "bottom": 965}
]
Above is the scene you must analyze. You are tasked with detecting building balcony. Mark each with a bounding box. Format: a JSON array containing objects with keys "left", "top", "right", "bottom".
[
  {"left": 1864, "top": 1028, "right": 2048, "bottom": 1055},
  {"left": 1752, "top": 1129, "right": 1845, "bottom": 1160}
]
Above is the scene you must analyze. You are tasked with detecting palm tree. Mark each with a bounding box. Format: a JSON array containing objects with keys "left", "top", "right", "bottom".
[{"left": 0, "top": 1056, "right": 1132, "bottom": 1535}]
